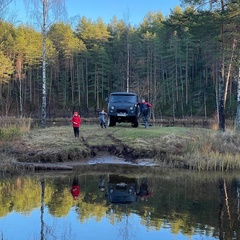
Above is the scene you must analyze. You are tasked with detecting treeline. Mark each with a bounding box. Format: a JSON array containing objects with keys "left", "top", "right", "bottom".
[{"left": 0, "top": 1, "right": 240, "bottom": 121}]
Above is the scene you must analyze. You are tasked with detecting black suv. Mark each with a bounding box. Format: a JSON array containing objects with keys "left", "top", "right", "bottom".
[{"left": 106, "top": 92, "right": 139, "bottom": 127}]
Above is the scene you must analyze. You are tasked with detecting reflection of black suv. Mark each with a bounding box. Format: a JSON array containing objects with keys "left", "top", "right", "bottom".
[
  {"left": 106, "top": 92, "right": 139, "bottom": 127},
  {"left": 107, "top": 175, "right": 137, "bottom": 204}
]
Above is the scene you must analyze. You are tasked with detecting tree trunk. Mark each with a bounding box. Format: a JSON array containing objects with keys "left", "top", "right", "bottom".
[
  {"left": 127, "top": 43, "right": 130, "bottom": 92},
  {"left": 218, "top": 23, "right": 225, "bottom": 132},
  {"left": 19, "top": 76, "right": 23, "bottom": 118},
  {"left": 218, "top": 75, "right": 225, "bottom": 131},
  {"left": 16, "top": 58, "right": 23, "bottom": 118},
  {"left": 70, "top": 57, "right": 75, "bottom": 108},
  {"left": 224, "top": 38, "right": 237, "bottom": 107},
  {"left": 41, "top": 0, "right": 47, "bottom": 128},
  {"left": 235, "top": 67, "right": 240, "bottom": 131}
]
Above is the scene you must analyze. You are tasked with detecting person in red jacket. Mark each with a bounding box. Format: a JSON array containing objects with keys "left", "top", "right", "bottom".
[{"left": 71, "top": 111, "right": 81, "bottom": 138}]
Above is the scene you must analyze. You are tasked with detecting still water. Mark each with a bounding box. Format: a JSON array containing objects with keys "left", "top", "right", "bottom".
[{"left": 0, "top": 164, "right": 239, "bottom": 240}]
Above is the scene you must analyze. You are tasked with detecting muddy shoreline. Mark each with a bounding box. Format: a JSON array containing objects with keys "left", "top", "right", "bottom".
[
  {"left": 5, "top": 125, "right": 187, "bottom": 173},
  {"left": 10, "top": 139, "right": 166, "bottom": 172},
  {"left": 14, "top": 152, "right": 161, "bottom": 173},
  {"left": 3, "top": 124, "right": 240, "bottom": 174}
]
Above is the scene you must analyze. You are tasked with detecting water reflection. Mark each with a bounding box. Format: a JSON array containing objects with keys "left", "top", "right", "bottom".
[
  {"left": 106, "top": 175, "right": 137, "bottom": 204},
  {"left": 40, "top": 178, "right": 45, "bottom": 240},
  {"left": 136, "top": 178, "right": 152, "bottom": 202},
  {"left": 98, "top": 175, "right": 105, "bottom": 192},
  {"left": 1, "top": 169, "right": 240, "bottom": 239},
  {"left": 71, "top": 176, "right": 80, "bottom": 200}
]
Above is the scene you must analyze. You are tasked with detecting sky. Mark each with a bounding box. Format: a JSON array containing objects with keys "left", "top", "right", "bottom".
[{"left": 9, "top": 0, "right": 183, "bottom": 26}]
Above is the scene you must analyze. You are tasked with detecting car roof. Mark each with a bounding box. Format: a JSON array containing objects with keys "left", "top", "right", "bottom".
[{"left": 110, "top": 92, "right": 137, "bottom": 96}]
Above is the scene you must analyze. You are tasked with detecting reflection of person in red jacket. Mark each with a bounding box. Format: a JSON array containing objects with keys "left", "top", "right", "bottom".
[
  {"left": 71, "top": 111, "right": 81, "bottom": 138},
  {"left": 71, "top": 176, "right": 80, "bottom": 200}
]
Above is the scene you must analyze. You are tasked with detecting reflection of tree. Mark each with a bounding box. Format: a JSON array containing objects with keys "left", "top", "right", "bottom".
[
  {"left": 77, "top": 201, "right": 107, "bottom": 222},
  {"left": 118, "top": 213, "right": 134, "bottom": 240},
  {"left": 218, "top": 178, "right": 240, "bottom": 240},
  {"left": 237, "top": 180, "right": 240, "bottom": 240},
  {"left": 12, "top": 177, "right": 41, "bottom": 213},
  {"left": 40, "top": 178, "right": 45, "bottom": 240},
  {"left": 223, "top": 180, "right": 232, "bottom": 230},
  {"left": 40, "top": 178, "right": 61, "bottom": 240},
  {"left": 140, "top": 210, "right": 161, "bottom": 231},
  {"left": 0, "top": 180, "right": 14, "bottom": 217},
  {"left": 218, "top": 178, "right": 225, "bottom": 240},
  {"left": 106, "top": 205, "right": 136, "bottom": 240},
  {"left": 171, "top": 219, "right": 183, "bottom": 234},
  {"left": 2, "top": 173, "right": 240, "bottom": 239},
  {"left": 47, "top": 188, "right": 72, "bottom": 217}
]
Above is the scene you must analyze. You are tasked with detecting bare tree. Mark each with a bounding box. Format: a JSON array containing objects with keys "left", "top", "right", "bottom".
[
  {"left": 24, "top": 0, "right": 66, "bottom": 127},
  {"left": 0, "top": 0, "right": 14, "bottom": 24},
  {"left": 0, "top": 0, "right": 13, "bottom": 14}
]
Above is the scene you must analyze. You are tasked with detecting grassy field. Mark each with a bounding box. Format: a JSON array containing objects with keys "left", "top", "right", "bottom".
[{"left": 1, "top": 119, "right": 240, "bottom": 173}]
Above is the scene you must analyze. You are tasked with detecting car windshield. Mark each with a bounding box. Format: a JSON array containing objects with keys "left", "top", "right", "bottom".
[{"left": 110, "top": 95, "right": 137, "bottom": 103}]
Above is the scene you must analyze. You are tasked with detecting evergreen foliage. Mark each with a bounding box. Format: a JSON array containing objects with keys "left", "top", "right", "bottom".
[{"left": 0, "top": 1, "right": 240, "bottom": 125}]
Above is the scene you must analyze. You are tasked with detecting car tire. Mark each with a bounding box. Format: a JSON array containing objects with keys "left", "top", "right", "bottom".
[
  {"left": 131, "top": 118, "right": 139, "bottom": 128},
  {"left": 108, "top": 116, "right": 116, "bottom": 127}
]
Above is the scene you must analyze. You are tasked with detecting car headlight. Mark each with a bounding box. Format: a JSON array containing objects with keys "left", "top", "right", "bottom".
[
  {"left": 129, "top": 106, "right": 133, "bottom": 110},
  {"left": 110, "top": 106, "right": 115, "bottom": 110}
]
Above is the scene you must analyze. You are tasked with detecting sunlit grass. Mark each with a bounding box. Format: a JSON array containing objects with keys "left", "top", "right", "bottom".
[
  {"left": 2, "top": 122, "right": 240, "bottom": 172},
  {"left": 183, "top": 130, "right": 240, "bottom": 171}
]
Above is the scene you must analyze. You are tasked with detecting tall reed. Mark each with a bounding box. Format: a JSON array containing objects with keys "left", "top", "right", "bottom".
[
  {"left": 0, "top": 117, "right": 32, "bottom": 141},
  {"left": 183, "top": 130, "right": 240, "bottom": 171}
]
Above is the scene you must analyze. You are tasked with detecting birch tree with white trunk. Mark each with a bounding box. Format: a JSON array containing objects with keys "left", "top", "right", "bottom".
[{"left": 24, "top": 0, "right": 66, "bottom": 127}]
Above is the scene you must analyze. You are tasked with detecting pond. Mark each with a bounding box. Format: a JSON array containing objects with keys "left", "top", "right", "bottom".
[{"left": 0, "top": 164, "right": 239, "bottom": 240}]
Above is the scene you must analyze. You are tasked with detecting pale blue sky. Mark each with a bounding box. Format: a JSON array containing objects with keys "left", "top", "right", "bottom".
[{"left": 10, "top": 0, "right": 184, "bottom": 26}]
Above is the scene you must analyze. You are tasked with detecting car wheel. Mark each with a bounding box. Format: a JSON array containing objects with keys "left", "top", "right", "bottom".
[
  {"left": 131, "top": 118, "right": 139, "bottom": 128},
  {"left": 108, "top": 116, "right": 116, "bottom": 127}
]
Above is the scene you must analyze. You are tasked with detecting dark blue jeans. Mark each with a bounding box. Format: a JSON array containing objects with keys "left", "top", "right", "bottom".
[
  {"left": 73, "top": 127, "right": 79, "bottom": 137},
  {"left": 142, "top": 113, "right": 149, "bottom": 128},
  {"left": 100, "top": 120, "right": 106, "bottom": 128}
]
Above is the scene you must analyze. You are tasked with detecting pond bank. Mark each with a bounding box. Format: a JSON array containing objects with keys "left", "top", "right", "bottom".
[{"left": 2, "top": 124, "right": 240, "bottom": 174}]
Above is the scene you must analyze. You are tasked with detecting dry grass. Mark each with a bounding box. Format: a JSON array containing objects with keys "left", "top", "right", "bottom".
[
  {"left": 0, "top": 153, "right": 34, "bottom": 175},
  {"left": 0, "top": 117, "right": 33, "bottom": 174},
  {"left": 0, "top": 117, "right": 32, "bottom": 141},
  {"left": 2, "top": 122, "right": 240, "bottom": 172},
  {"left": 0, "top": 116, "right": 32, "bottom": 129},
  {"left": 183, "top": 130, "right": 240, "bottom": 171}
]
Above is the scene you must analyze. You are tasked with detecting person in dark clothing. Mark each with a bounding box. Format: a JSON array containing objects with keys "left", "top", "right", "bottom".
[
  {"left": 138, "top": 99, "right": 152, "bottom": 128},
  {"left": 99, "top": 108, "right": 107, "bottom": 128},
  {"left": 71, "top": 176, "right": 80, "bottom": 200},
  {"left": 71, "top": 111, "right": 81, "bottom": 137},
  {"left": 136, "top": 179, "right": 151, "bottom": 201}
]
